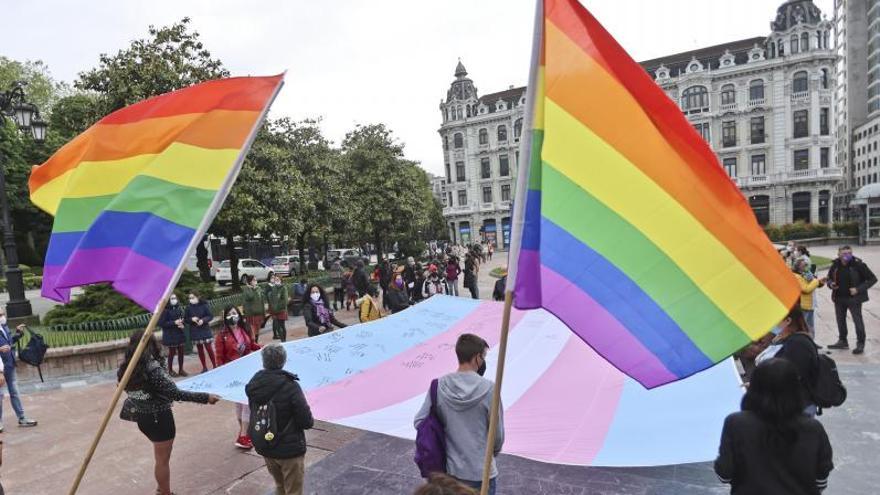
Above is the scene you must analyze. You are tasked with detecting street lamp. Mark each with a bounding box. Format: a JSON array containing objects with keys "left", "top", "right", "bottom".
[{"left": 1, "top": 81, "right": 47, "bottom": 319}]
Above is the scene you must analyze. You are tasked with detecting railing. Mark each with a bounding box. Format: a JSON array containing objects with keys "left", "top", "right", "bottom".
[
  {"left": 791, "top": 91, "right": 810, "bottom": 102},
  {"left": 720, "top": 102, "right": 737, "bottom": 112},
  {"left": 747, "top": 98, "right": 766, "bottom": 107},
  {"left": 730, "top": 169, "right": 844, "bottom": 189}
]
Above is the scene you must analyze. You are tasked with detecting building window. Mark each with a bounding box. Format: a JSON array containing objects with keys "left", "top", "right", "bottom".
[
  {"left": 499, "top": 154, "right": 510, "bottom": 176},
  {"left": 778, "top": 39, "right": 785, "bottom": 56},
  {"left": 821, "top": 147, "right": 830, "bottom": 168},
  {"left": 819, "top": 190, "right": 830, "bottom": 224},
  {"left": 723, "top": 157, "right": 737, "bottom": 177},
  {"left": 479, "top": 128, "right": 488, "bottom": 145},
  {"left": 721, "top": 84, "right": 736, "bottom": 105},
  {"left": 454, "top": 133, "right": 463, "bottom": 148},
  {"left": 694, "top": 123, "right": 711, "bottom": 143},
  {"left": 793, "top": 71, "right": 808, "bottom": 93},
  {"left": 482, "top": 186, "right": 493, "bottom": 203},
  {"left": 792, "top": 192, "right": 811, "bottom": 223},
  {"left": 801, "top": 32, "right": 809, "bottom": 52},
  {"left": 821, "top": 68, "right": 829, "bottom": 89},
  {"left": 791, "top": 35, "right": 800, "bottom": 54},
  {"left": 820, "top": 108, "right": 829, "bottom": 135},
  {"left": 793, "top": 110, "right": 809, "bottom": 138},
  {"left": 749, "top": 80, "right": 764, "bottom": 101},
  {"left": 769, "top": 42, "right": 776, "bottom": 59},
  {"left": 501, "top": 184, "right": 511, "bottom": 202},
  {"left": 458, "top": 190, "right": 467, "bottom": 207},
  {"left": 681, "top": 86, "right": 709, "bottom": 113},
  {"left": 750, "top": 116, "right": 765, "bottom": 144},
  {"left": 497, "top": 125, "right": 508, "bottom": 142},
  {"left": 443, "top": 135, "right": 449, "bottom": 150},
  {"left": 481, "top": 158, "right": 491, "bottom": 179},
  {"left": 456, "top": 161, "right": 466, "bottom": 181},
  {"left": 751, "top": 154, "right": 766, "bottom": 175},
  {"left": 722, "top": 121, "right": 737, "bottom": 147},
  {"left": 794, "top": 149, "right": 810, "bottom": 170},
  {"left": 514, "top": 118, "right": 523, "bottom": 139},
  {"left": 447, "top": 192, "right": 453, "bottom": 207},
  {"left": 750, "top": 195, "right": 770, "bottom": 225},
  {"left": 445, "top": 163, "right": 451, "bottom": 182}
]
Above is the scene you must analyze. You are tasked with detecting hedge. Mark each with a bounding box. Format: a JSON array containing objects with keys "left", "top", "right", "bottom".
[
  {"left": 832, "top": 221, "right": 859, "bottom": 237},
  {"left": 763, "top": 222, "right": 831, "bottom": 242}
]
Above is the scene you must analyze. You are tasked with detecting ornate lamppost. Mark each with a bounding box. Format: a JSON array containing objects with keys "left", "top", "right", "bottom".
[{"left": 0, "top": 81, "right": 48, "bottom": 319}]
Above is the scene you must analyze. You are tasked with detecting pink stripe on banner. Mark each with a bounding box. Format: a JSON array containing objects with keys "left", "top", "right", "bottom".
[
  {"left": 540, "top": 266, "right": 677, "bottom": 388},
  {"left": 308, "top": 301, "right": 527, "bottom": 420},
  {"left": 503, "top": 334, "right": 626, "bottom": 464},
  {"left": 43, "top": 247, "right": 175, "bottom": 310}
]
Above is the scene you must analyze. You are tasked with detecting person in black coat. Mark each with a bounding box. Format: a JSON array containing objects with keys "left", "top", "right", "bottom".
[
  {"left": 493, "top": 273, "right": 507, "bottom": 302},
  {"left": 715, "top": 358, "right": 833, "bottom": 495},
  {"left": 826, "top": 246, "right": 877, "bottom": 354},
  {"left": 246, "top": 344, "right": 314, "bottom": 495},
  {"left": 159, "top": 294, "right": 187, "bottom": 377},
  {"left": 774, "top": 305, "right": 820, "bottom": 416},
  {"left": 385, "top": 271, "right": 412, "bottom": 314},
  {"left": 184, "top": 292, "right": 215, "bottom": 373},
  {"left": 302, "top": 284, "right": 347, "bottom": 337},
  {"left": 352, "top": 261, "right": 370, "bottom": 297}
]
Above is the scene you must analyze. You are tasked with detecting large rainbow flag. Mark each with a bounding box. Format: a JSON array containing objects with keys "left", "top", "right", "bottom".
[
  {"left": 506, "top": 0, "right": 799, "bottom": 388},
  {"left": 29, "top": 75, "right": 283, "bottom": 311}
]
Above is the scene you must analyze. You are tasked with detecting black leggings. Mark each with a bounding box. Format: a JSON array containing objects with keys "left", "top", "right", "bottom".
[{"left": 137, "top": 409, "right": 176, "bottom": 442}]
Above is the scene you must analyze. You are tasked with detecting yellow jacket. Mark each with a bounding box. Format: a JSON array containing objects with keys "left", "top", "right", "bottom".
[
  {"left": 357, "top": 295, "right": 382, "bottom": 323},
  {"left": 795, "top": 273, "right": 821, "bottom": 311}
]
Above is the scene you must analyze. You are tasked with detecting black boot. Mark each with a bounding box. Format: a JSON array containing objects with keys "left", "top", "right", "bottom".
[
  {"left": 828, "top": 340, "right": 849, "bottom": 350},
  {"left": 853, "top": 343, "right": 865, "bottom": 355}
]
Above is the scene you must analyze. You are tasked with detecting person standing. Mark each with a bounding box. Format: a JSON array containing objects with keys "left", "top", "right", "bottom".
[
  {"left": 242, "top": 275, "right": 266, "bottom": 343},
  {"left": 184, "top": 292, "right": 216, "bottom": 373},
  {"left": 246, "top": 344, "right": 314, "bottom": 495},
  {"left": 215, "top": 306, "right": 261, "bottom": 449},
  {"left": 329, "top": 260, "right": 344, "bottom": 311},
  {"left": 303, "top": 285, "right": 347, "bottom": 337},
  {"left": 352, "top": 260, "right": 370, "bottom": 298},
  {"left": 379, "top": 259, "right": 392, "bottom": 309},
  {"left": 266, "top": 276, "right": 290, "bottom": 342},
  {"left": 0, "top": 308, "right": 38, "bottom": 431},
  {"left": 775, "top": 306, "right": 821, "bottom": 416},
  {"left": 411, "top": 263, "right": 427, "bottom": 304},
  {"left": 118, "top": 329, "right": 220, "bottom": 495},
  {"left": 827, "top": 245, "right": 877, "bottom": 354},
  {"left": 414, "top": 334, "right": 503, "bottom": 494},
  {"left": 159, "top": 294, "right": 187, "bottom": 377},
  {"left": 793, "top": 260, "right": 824, "bottom": 338},
  {"left": 445, "top": 256, "right": 462, "bottom": 297},
  {"left": 356, "top": 285, "right": 384, "bottom": 323},
  {"left": 715, "top": 358, "right": 833, "bottom": 494},
  {"left": 403, "top": 257, "right": 418, "bottom": 300},
  {"left": 493, "top": 269, "right": 507, "bottom": 302},
  {"left": 463, "top": 254, "right": 479, "bottom": 300},
  {"left": 422, "top": 265, "right": 449, "bottom": 299}
]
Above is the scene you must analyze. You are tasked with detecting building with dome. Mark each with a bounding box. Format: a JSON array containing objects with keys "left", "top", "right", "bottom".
[{"left": 438, "top": 0, "right": 841, "bottom": 241}]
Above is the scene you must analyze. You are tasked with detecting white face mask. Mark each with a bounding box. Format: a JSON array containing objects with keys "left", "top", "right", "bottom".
[
  {"left": 310, "top": 293, "right": 321, "bottom": 302},
  {"left": 169, "top": 297, "right": 178, "bottom": 305},
  {"left": 0, "top": 316, "right": 6, "bottom": 326},
  {"left": 227, "top": 313, "right": 239, "bottom": 322}
]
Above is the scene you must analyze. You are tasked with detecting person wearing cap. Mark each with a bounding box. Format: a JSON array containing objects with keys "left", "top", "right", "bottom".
[
  {"left": 422, "top": 264, "right": 450, "bottom": 299},
  {"left": 493, "top": 268, "right": 507, "bottom": 302}
]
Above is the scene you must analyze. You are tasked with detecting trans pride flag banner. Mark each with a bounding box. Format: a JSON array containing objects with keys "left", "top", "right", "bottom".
[
  {"left": 29, "top": 75, "right": 283, "bottom": 311},
  {"left": 180, "top": 296, "right": 743, "bottom": 467},
  {"left": 506, "top": 0, "right": 799, "bottom": 388}
]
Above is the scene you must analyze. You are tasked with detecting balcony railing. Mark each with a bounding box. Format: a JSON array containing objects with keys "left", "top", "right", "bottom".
[
  {"left": 728, "top": 168, "right": 843, "bottom": 189},
  {"left": 791, "top": 91, "right": 810, "bottom": 103},
  {"left": 747, "top": 98, "right": 766, "bottom": 108},
  {"left": 720, "top": 102, "right": 737, "bottom": 112}
]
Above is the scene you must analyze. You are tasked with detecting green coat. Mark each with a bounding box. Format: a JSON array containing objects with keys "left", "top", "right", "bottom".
[
  {"left": 242, "top": 285, "right": 266, "bottom": 316},
  {"left": 266, "top": 285, "right": 289, "bottom": 313}
]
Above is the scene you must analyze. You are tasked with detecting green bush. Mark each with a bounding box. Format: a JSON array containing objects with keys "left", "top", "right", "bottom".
[
  {"left": 833, "top": 221, "right": 859, "bottom": 237},
  {"left": 18, "top": 328, "right": 132, "bottom": 349},
  {"left": 763, "top": 221, "right": 830, "bottom": 242}
]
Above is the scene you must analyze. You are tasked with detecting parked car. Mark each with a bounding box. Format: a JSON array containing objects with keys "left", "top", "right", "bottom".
[
  {"left": 326, "top": 248, "right": 369, "bottom": 268},
  {"left": 215, "top": 259, "right": 274, "bottom": 286},
  {"left": 271, "top": 255, "right": 300, "bottom": 277}
]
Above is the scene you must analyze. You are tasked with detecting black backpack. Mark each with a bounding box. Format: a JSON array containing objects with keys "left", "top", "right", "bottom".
[
  {"left": 812, "top": 353, "right": 847, "bottom": 410},
  {"left": 249, "top": 379, "right": 298, "bottom": 453},
  {"left": 17, "top": 328, "right": 50, "bottom": 382}
]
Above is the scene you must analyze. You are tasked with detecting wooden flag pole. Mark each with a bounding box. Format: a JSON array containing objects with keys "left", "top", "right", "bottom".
[
  {"left": 479, "top": 290, "right": 514, "bottom": 495},
  {"left": 68, "top": 297, "right": 168, "bottom": 495}
]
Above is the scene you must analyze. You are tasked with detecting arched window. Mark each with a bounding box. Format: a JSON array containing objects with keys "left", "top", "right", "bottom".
[
  {"left": 749, "top": 195, "right": 770, "bottom": 225},
  {"left": 497, "top": 125, "right": 508, "bottom": 142},
  {"left": 681, "top": 86, "right": 709, "bottom": 112},
  {"left": 769, "top": 42, "right": 776, "bottom": 58},
  {"left": 514, "top": 118, "right": 523, "bottom": 139},
  {"left": 478, "top": 128, "right": 488, "bottom": 145},
  {"left": 801, "top": 32, "right": 809, "bottom": 52},
  {"left": 821, "top": 68, "right": 829, "bottom": 89},
  {"left": 720, "top": 84, "right": 736, "bottom": 106},
  {"left": 778, "top": 39, "right": 785, "bottom": 56},
  {"left": 793, "top": 71, "right": 809, "bottom": 93},
  {"left": 749, "top": 79, "right": 765, "bottom": 101},
  {"left": 453, "top": 133, "right": 463, "bottom": 149},
  {"left": 791, "top": 35, "right": 800, "bottom": 54},
  {"left": 456, "top": 107, "right": 463, "bottom": 119}
]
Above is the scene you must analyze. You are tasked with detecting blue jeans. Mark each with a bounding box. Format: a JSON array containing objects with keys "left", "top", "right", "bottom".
[
  {"left": 458, "top": 477, "right": 496, "bottom": 495},
  {"left": 0, "top": 366, "right": 26, "bottom": 421}
]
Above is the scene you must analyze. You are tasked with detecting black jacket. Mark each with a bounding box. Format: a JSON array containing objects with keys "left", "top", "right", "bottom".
[
  {"left": 246, "top": 369, "right": 314, "bottom": 459},
  {"left": 303, "top": 301, "right": 347, "bottom": 337},
  {"left": 776, "top": 332, "right": 819, "bottom": 405},
  {"left": 827, "top": 257, "right": 877, "bottom": 303},
  {"left": 159, "top": 304, "right": 185, "bottom": 332},
  {"left": 385, "top": 287, "right": 411, "bottom": 313},
  {"left": 493, "top": 276, "right": 507, "bottom": 301},
  {"left": 184, "top": 301, "right": 214, "bottom": 326},
  {"left": 715, "top": 411, "right": 833, "bottom": 494},
  {"left": 352, "top": 267, "right": 370, "bottom": 295}
]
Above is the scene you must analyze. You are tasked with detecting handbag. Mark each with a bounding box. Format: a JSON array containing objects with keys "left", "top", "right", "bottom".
[{"left": 118, "top": 397, "right": 140, "bottom": 422}]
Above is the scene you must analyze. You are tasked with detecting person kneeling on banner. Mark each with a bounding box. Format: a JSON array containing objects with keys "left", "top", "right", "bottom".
[
  {"left": 303, "top": 284, "right": 347, "bottom": 337},
  {"left": 215, "top": 306, "right": 261, "bottom": 450}
]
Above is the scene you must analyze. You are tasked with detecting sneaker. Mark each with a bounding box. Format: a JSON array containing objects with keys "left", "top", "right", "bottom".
[
  {"left": 234, "top": 435, "right": 253, "bottom": 449},
  {"left": 853, "top": 345, "right": 865, "bottom": 355},
  {"left": 827, "top": 340, "right": 849, "bottom": 350},
  {"left": 18, "top": 417, "right": 37, "bottom": 427},
  {"left": 178, "top": 370, "right": 189, "bottom": 377}
]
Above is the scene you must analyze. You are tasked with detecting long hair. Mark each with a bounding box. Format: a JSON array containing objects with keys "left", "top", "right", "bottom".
[
  {"left": 221, "top": 305, "right": 244, "bottom": 333},
  {"left": 306, "top": 284, "right": 329, "bottom": 305},
  {"left": 784, "top": 305, "right": 810, "bottom": 335},
  {"left": 741, "top": 358, "right": 805, "bottom": 448},
  {"left": 117, "top": 329, "right": 163, "bottom": 391}
]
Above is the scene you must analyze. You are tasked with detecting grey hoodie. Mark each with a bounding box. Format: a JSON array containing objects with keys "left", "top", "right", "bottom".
[{"left": 414, "top": 371, "right": 504, "bottom": 482}]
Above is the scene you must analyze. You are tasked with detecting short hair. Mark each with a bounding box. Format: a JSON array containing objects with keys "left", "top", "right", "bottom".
[
  {"left": 261, "top": 343, "right": 287, "bottom": 370},
  {"left": 413, "top": 473, "right": 477, "bottom": 495},
  {"left": 839, "top": 245, "right": 852, "bottom": 252},
  {"left": 455, "top": 334, "right": 488, "bottom": 364}
]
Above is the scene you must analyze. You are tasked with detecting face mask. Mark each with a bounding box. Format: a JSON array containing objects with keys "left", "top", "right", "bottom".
[
  {"left": 169, "top": 298, "right": 178, "bottom": 305},
  {"left": 842, "top": 253, "right": 854, "bottom": 263},
  {"left": 227, "top": 314, "right": 239, "bottom": 323},
  {"left": 477, "top": 357, "right": 487, "bottom": 377},
  {"left": 0, "top": 316, "right": 6, "bottom": 326},
  {"left": 310, "top": 293, "right": 321, "bottom": 302},
  {"left": 188, "top": 297, "right": 197, "bottom": 305},
  {"left": 395, "top": 278, "right": 404, "bottom": 288}
]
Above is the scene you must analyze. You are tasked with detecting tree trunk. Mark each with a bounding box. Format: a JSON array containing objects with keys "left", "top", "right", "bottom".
[
  {"left": 230, "top": 235, "right": 241, "bottom": 290},
  {"left": 374, "top": 231, "right": 384, "bottom": 263},
  {"left": 297, "top": 234, "right": 307, "bottom": 276},
  {"left": 195, "top": 236, "right": 211, "bottom": 281}
]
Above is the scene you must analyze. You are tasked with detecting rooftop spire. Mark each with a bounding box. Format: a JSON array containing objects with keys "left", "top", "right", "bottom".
[{"left": 455, "top": 59, "right": 468, "bottom": 78}]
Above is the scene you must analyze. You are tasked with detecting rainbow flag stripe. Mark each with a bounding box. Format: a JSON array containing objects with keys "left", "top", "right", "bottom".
[
  {"left": 29, "top": 75, "right": 283, "bottom": 310},
  {"left": 508, "top": 0, "right": 798, "bottom": 388}
]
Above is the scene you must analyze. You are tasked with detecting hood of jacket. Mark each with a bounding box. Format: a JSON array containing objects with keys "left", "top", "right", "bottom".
[
  {"left": 440, "top": 371, "right": 492, "bottom": 411},
  {"left": 246, "top": 369, "right": 299, "bottom": 403}
]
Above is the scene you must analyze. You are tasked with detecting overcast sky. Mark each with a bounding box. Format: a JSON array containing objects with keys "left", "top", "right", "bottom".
[{"left": 2, "top": 0, "right": 833, "bottom": 175}]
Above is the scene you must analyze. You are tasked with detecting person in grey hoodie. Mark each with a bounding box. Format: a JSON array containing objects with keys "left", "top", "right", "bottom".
[{"left": 414, "top": 333, "right": 504, "bottom": 495}]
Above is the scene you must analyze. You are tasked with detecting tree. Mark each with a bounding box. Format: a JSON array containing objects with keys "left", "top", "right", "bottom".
[{"left": 0, "top": 57, "right": 68, "bottom": 115}]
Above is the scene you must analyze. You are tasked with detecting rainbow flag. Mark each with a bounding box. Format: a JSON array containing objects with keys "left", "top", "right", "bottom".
[
  {"left": 29, "top": 75, "right": 284, "bottom": 311},
  {"left": 506, "top": 0, "right": 798, "bottom": 388}
]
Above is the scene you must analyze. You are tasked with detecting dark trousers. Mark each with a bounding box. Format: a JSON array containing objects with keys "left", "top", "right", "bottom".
[
  {"left": 834, "top": 298, "right": 866, "bottom": 344},
  {"left": 333, "top": 287, "right": 344, "bottom": 310}
]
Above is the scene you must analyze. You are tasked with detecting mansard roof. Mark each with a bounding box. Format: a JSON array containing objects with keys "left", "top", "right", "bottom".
[{"left": 639, "top": 36, "right": 767, "bottom": 77}]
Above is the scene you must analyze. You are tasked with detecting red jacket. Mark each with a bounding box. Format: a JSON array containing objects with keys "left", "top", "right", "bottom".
[{"left": 214, "top": 325, "right": 260, "bottom": 366}]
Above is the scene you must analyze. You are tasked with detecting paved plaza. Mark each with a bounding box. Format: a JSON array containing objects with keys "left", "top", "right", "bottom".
[{"left": 2, "top": 248, "right": 880, "bottom": 494}]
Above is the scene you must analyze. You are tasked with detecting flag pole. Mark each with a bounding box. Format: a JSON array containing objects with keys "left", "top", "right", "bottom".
[
  {"left": 67, "top": 76, "right": 285, "bottom": 494},
  {"left": 479, "top": 290, "right": 513, "bottom": 494}
]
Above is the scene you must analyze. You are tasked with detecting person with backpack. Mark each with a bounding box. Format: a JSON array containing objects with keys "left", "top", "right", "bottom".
[
  {"left": 215, "top": 306, "right": 261, "bottom": 450},
  {"left": 0, "top": 308, "right": 38, "bottom": 431},
  {"left": 775, "top": 305, "right": 822, "bottom": 417},
  {"left": 184, "top": 292, "right": 216, "bottom": 374},
  {"left": 413, "top": 334, "right": 504, "bottom": 494},
  {"left": 422, "top": 265, "right": 449, "bottom": 299},
  {"left": 827, "top": 245, "right": 877, "bottom": 354},
  {"left": 246, "top": 343, "right": 314, "bottom": 495},
  {"left": 714, "top": 358, "right": 833, "bottom": 494}
]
